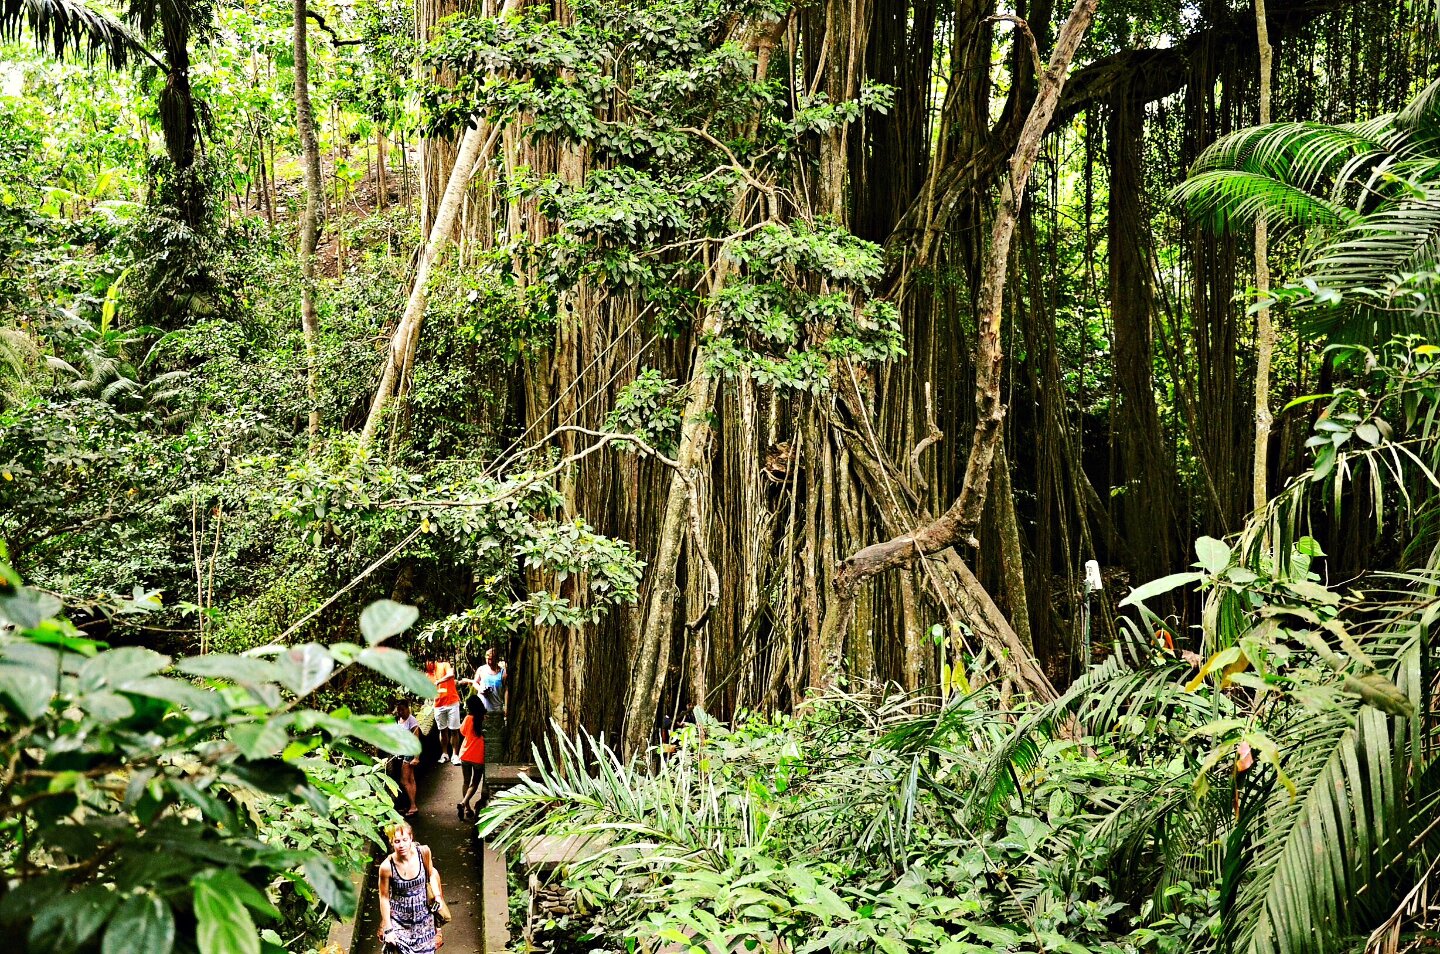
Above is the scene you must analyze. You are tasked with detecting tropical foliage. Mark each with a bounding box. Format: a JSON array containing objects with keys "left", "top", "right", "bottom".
[
  {"left": 0, "top": 561, "right": 432, "bottom": 954},
  {"left": 3, "top": 0, "right": 1440, "bottom": 951}
]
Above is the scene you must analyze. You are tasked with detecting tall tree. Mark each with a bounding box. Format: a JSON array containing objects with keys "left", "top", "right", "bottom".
[
  {"left": 1252, "top": 0, "right": 1274, "bottom": 514},
  {"left": 293, "top": 0, "right": 322, "bottom": 442},
  {"left": 822, "top": 0, "right": 1100, "bottom": 688}
]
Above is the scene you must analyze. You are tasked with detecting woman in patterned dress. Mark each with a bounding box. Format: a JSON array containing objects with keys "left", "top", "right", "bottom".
[{"left": 377, "top": 821, "right": 441, "bottom": 953}]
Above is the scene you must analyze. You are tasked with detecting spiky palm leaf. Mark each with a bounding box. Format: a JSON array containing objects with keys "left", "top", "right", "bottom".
[
  {"left": 1298, "top": 189, "right": 1440, "bottom": 342},
  {"left": 1174, "top": 78, "right": 1440, "bottom": 345},
  {"left": 1226, "top": 575, "right": 1440, "bottom": 954},
  {"left": 961, "top": 656, "right": 1205, "bottom": 827},
  {"left": 0, "top": 0, "right": 157, "bottom": 69},
  {"left": 0, "top": 326, "right": 40, "bottom": 409},
  {"left": 1172, "top": 170, "right": 1357, "bottom": 233}
]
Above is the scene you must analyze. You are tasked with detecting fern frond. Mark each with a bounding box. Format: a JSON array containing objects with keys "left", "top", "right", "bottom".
[
  {"left": 1171, "top": 170, "right": 1356, "bottom": 234},
  {"left": 1189, "top": 121, "right": 1393, "bottom": 195}
]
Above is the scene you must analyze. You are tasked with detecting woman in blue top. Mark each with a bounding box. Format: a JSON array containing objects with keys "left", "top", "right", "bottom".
[{"left": 461, "top": 647, "right": 507, "bottom": 716}]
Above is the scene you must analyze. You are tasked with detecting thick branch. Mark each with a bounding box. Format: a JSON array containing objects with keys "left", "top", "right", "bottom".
[
  {"left": 306, "top": 10, "right": 365, "bottom": 46},
  {"left": 885, "top": 0, "right": 1361, "bottom": 261},
  {"left": 827, "top": 0, "right": 1098, "bottom": 656}
]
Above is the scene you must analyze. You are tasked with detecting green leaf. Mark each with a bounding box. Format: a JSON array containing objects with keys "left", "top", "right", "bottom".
[
  {"left": 339, "top": 715, "right": 421, "bottom": 755},
  {"left": 29, "top": 885, "right": 118, "bottom": 954},
  {"left": 223, "top": 758, "right": 308, "bottom": 799},
  {"left": 79, "top": 647, "right": 169, "bottom": 692},
  {"left": 102, "top": 894, "right": 175, "bottom": 954},
  {"left": 0, "top": 587, "right": 63, "bottom": 628},
  {"left": 1119, "top": 571, "right": 1205, "bottom": 608},
  {"left": 1343, "top": 671, "right": 1415, "bottom": 717},
  {"left": 301, "top": 854, "right": 357, "bottom": 918},
  {"left": 357, "top": 647, "right": 436, "bottom": 698},
  {"left": 1195, "top": 536, "right": 1232, "bottom": 574},
  {"left": 121, "top": 676, "right": 230, "bottom": 718},
  {"left": 192, "top": 872, "right": 260, "bottom": 954},
  {"left": 359, "top": 600, "right": 419, "bottom": 646},
  {"left": 0, "top": 656, "right": 57, "bottom": 718},
  {"left": 176, "top": 655, "right": 284, "bottom": 685},
  {"left": 230, "top": 719, "right": 289, "bottom": 759},
  {"left": 275, "top": 644, "right": 334, "bottom": 696},
  {"left": 966, "top": 924, "right": 1020, "bottom": 946}
]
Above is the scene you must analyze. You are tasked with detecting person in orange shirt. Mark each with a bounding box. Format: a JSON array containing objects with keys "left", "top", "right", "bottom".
[
  {"left": 457, "top": 693, "right": 486, "bottom": 819},
  {"left": 425, "top": 657, "right": 461, "bottom": 764}
]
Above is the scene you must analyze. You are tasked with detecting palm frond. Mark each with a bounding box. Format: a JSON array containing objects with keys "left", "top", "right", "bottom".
[
  {"left": 964, "top": 657, "right": 1198, "bottom": 826},
  {"left": 1171, "top": 170, "right": 1356, "bottom": 234},
  {"left": 1296, "top": 189, "right": 1440, "bottom": 343},
  {"left": 1187, "top": 121, "right": 1395, "bottom": 198},
  {"left": 1228, "top": 592, "right": 1437, "bottom": 954},
  {"left": 0, "top": 0, "right": 157, "bottom": 70},
  {"left": 1395, "top": 77, "right": 1440, "bottom": 153}
]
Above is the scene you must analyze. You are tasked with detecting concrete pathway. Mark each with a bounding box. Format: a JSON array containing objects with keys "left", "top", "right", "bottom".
[{"left": 354, "top": 763, "right": 485, "bottom": 954}]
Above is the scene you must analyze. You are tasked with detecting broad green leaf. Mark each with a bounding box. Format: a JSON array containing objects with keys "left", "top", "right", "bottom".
[
  {"left": 29, "top": 885, "right": 118, "bottom": 953},
  {"left": 966, "top": 924, "right": 1020, "bottom": 946},
  {"left": 230, "top": 719, "right": 289, "bottom": 759},
  {"left": 102, "top": 894, "right": 175, "bottom": 954},
  {"left": 192, "top": 871, "right": 260, "bottom": 954},
  {"left": 0, "top": 587, "right": 63, "bottom": 629},
  {"left": 177, "top": 655, "right": 284, "bottom": 685},
  {"left": 340, "top": 716, "right": 422, "bottom": 755},
  {"left": 275, "top": 644, "right": 334, "bottom": 696},
  {"left": 0, "top": 661, "right": 56, "bottom": 719},
  {"left": 359, "top": 600, "right": 419, "bottom": 646},
  {"left": 1119, "top": 571, "right": 1205, "bottom": 608},
  {"left": 122, "top": 676, "right": 230, "bottom": 718},
  {"left": 1194, "top": 536, "right": 1232, "bottom": 574},
  {"left": 1285, "top": 579, "right": 1340, "bottom": 605},
  {"left": 222, "top": 758, "right": 308, "bottom": 798},
  {"left": 1344, "top": 671, "right": 1415, "bottom": 717},
  {"left": 79, "top": 647, "right": 169, "bottom": 692},
  {"left": 357, "top": 647, "right": 435, "bottom": 698},
  {"left": 301, "top": 854, "right": 358, "bottom": 918}
]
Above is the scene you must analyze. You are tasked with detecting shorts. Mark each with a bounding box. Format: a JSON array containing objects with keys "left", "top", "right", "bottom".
[{"left": 434, "top": 703, "right": 461, "bottom": 730}]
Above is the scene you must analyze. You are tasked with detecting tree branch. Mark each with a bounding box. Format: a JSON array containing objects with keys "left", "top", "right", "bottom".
[
  {"left": 821, "top": 0, "right": 1099, "bottom": 690},
  {"left": 305, "top": 10, "right": 365, "bottom": 47}
]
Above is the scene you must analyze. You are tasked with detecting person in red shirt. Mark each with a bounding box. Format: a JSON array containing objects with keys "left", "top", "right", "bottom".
[
  {"left": 425, "top": 658, "right": 462, "bottom": 764},
  {"left": 457, "top": 693, "right": 486, "bottom": 819}
]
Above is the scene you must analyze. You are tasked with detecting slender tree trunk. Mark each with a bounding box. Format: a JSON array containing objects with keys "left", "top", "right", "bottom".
[
  {"left": 994, "top": 439, "right": 1034, "bottom": 656},
  {"left": 819, "top": 0, "right": 1098, "bottom": 688},
  {"left": 294, "top": 0, "right": 323, "bottom": 442},
  {"left": 377, "top": 128, "right": 389, "bottom": 213},
  {"left": 358, "top": 122, "right": 502, "bottom": 444},
  {"left": 1252, "top": 0, "right": 1274, "bottom": 513},
  {"left": 359, "top": 0, "right": 521, "bottom": 445},
  {"left": 621, "top": 253, "right": 733, "bottom": 757}
]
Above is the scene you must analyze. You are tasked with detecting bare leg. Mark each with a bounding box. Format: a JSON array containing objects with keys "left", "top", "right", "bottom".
[{"left": 402, "top": 761, "right": 419, "bottom": 814}]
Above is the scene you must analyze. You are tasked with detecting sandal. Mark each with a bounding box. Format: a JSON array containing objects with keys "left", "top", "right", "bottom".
[{"left": 456, "top": 802, "right": 465, "bottom": 819}]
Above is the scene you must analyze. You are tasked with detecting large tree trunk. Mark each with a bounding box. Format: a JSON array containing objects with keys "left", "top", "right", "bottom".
[
  {"left": 294, "top": 0, "right": 323, "bottom": 442},
  {"left": 820, "top": 0, "right": 1099, "bottom": 691},
  {"left": 1108, "top": 85, "right": 1177, "bottom": 586},
  {"left": 360, "top": 0, "right": 520, "bottom": 445},
  {"left": 620, "top": 271, "right": 728, "bottom": 757}
]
